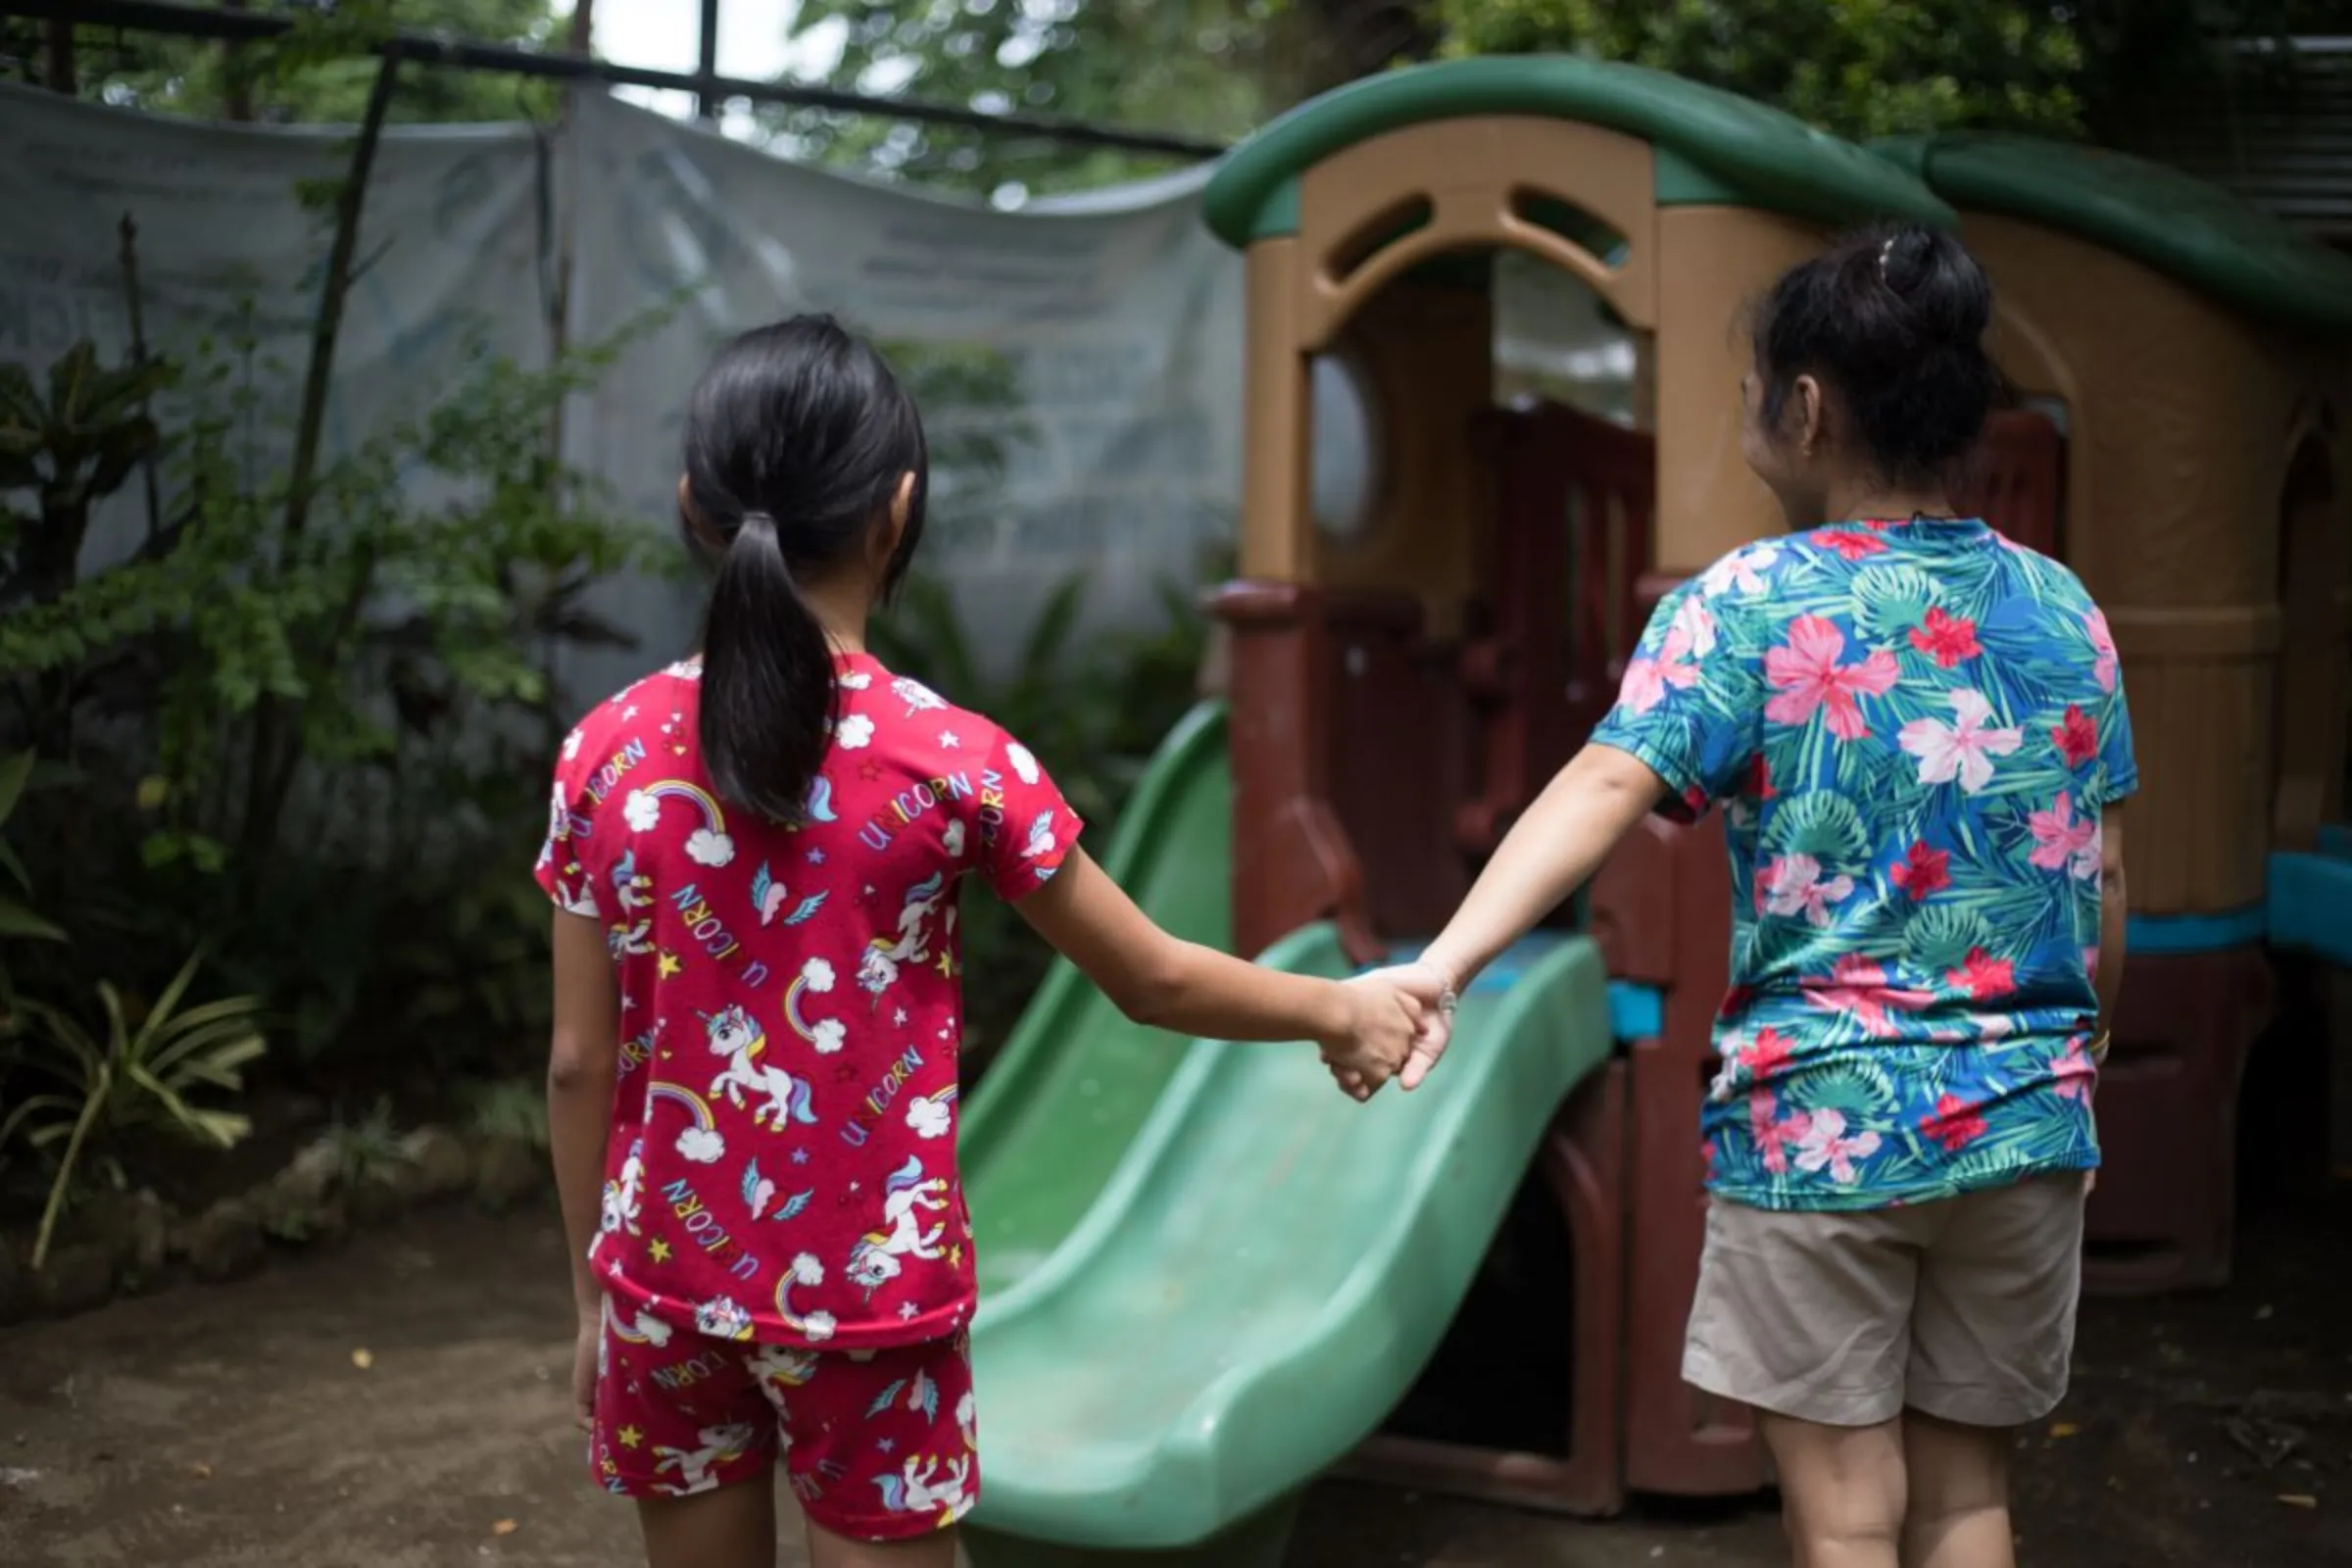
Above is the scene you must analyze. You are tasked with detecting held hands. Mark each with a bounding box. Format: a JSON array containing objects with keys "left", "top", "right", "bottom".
[{"left": 1319, "top": 959, "right": 1458, "bottom": 1102}]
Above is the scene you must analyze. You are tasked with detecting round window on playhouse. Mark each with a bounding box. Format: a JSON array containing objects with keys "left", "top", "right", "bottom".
[{"left": 1309, "top": 349, "right": 1384, "bottom": 543}]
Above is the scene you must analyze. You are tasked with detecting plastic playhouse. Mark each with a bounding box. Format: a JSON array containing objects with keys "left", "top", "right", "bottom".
[{"left": 951, "top": 56, "right": 2352, "bottom": 1568}]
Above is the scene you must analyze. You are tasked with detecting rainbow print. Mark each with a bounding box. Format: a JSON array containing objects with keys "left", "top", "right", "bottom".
[
  {"left": 774, "top": 1253, "right": 840, "bottom": 1343},
  {"left": 603, "top": 1297, "right": 662, "bottom": 1346},
  {"left": 647, "top": 1081, "right": 715, "bottom": 1130},
  {"left": 642, "top": 779, "right": 728, "bottom": 836}
]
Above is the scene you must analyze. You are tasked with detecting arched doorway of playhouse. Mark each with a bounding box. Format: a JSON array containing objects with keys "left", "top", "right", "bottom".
[
  {"left": 2240, "top": 417, "right": 2348, "bottom": 1200},
  {"left": 1255, "top": 172, "right": 1683, "bottom": 1512},
  {"left": 1317, "top": 228, "right": 1653, "bottom": 1484},
  {"left": 1267, "top": 182, "right": 1798, "bottom": 1512},
  {"left": 2273, "top": 420, "right": 2343, "bottom": 851}
]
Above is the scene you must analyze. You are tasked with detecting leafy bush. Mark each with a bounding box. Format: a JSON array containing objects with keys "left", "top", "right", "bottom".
[{"left": 2, "top": 951, "right": 266, "bottom": 1268}]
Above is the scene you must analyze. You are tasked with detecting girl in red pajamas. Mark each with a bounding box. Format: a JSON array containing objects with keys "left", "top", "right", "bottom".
[{"left": 538, "top": 316, "right": 1427, "bottom": 1568}]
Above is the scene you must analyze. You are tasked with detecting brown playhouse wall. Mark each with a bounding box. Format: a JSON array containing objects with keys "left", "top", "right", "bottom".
[{"left": 1959, "top": 213, "right": 2347, "bottom": 1292}]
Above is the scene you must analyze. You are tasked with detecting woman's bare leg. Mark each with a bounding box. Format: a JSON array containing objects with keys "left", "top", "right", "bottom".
[
  {"left": 1900, "top": 1410, "right": 2014, "bottom": 1568},
  {"left": 1762, "top": 1411, "right": 1907, "bottom": 1568},
  {"left": 638, "top": 1477, "right": 776, "bottom": 1568},
  {"left": 805, "top": 1516, "right": 958, "bottom": 1568}
]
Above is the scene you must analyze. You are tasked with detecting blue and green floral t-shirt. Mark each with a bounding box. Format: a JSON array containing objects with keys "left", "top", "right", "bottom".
[{"left": 1591, "top": 517, "right": 2136, "bottom": 1211}]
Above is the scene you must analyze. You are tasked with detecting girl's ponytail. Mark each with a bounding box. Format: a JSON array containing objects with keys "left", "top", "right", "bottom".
[
  {"left": 678, "top": 316, "right": 927, "bottom": 822},
  {"left": 699, "top": 510, "right": 836, "bottom": 823}
]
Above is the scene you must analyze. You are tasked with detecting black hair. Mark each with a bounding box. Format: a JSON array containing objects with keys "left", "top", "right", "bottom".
[
  {"left": 1751, "top": 224, "right": 2001, "bottom": 486},
  {"left": 682, "top": 315, "right": 927, "bottom": 821}
]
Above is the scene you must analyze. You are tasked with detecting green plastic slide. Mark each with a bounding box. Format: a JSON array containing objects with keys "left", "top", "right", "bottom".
[
  {"left": 960, "top": 701, "right": 1234, "bottom": 1297},
  {"left": 962, "top": 925, "right": 1616, "bottom": 1566}
]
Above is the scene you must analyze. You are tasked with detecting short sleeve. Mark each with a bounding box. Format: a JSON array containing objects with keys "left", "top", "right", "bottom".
[
  {"left": 1588, "top": 574, "right": 1765, "bottom": 823},
  {"left": 2095, "top": 670, "right": 2138, "bottom": 808},
  {"left": 974, "top": 727, "right": 1083, "bottom": 902},
  {"left": 534, "top": 723, "right": 608, "bottom": 920}
]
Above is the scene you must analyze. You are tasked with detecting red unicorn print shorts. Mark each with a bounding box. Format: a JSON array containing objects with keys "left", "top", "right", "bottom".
[{"left": 590, "top": 1302, "right": 977, "bottom": 1541}]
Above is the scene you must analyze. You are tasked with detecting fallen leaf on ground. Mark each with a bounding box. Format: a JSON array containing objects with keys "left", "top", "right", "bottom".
[
  {"left": 491, "top": 1519, "right": 520, "bottom": 1537},
  {"left": 2278, "top": 1494, "right": 2318, "bottom": 1510},
  {"left": 190, "top": 1462, "right": 214, "bottom": 1480},
  {"left": 351, "top": 1348, "right": 374, "bottom": 1370},
  {"left": 2048, "top": 1422, "right": 2080, "bottom": 1439}
]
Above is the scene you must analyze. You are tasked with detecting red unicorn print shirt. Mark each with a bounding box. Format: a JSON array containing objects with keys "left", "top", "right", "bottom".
[{"left": 536, "top": 654, "right": 1079, "bottom": 1348}]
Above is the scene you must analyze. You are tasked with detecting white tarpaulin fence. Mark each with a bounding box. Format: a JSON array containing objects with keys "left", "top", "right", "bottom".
[
  {"left": 2, "top": 82, "right": 1630, "bottom": 700},
  {"left": 559, "top": 90, "right": 1245, "bottom": 698},
  {"left": 0, "top": 80, "right": 553, "bottom": 493}
]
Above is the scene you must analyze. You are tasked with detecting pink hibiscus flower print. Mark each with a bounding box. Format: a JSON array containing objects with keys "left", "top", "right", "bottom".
[
  {"left": 2051, "top": 703, "right": 2098, "bottom": 768},
  {"left": 1748, "top": 1091, "right": 1807, "bottom": 1175},
  {"left": 1617, "top": 620, "right": 1704, "bottom": 714},
  {"left": 1919, "top": 1093, "right": 1989, "bottom": 1153},
  {"left": 1898, "top": 688, "right": 2024, "bottom": 793},
  {"left": 1671, "top": 595, "right": 1718, "bottom": 659},
  {"left": 1757, "top": 853, "right": 1855, "bottom": 927},
  {"left": 1804, "top": 953, "right": 1934, "bottom": 1037},
  {"left": 1764, "top": 615, "right": 1899, "bottom": 741},
  {"left": 2028, "top": 792, "right": 2102, "bottom": 879},
  {"left": 1946, "top": 946, "right": 2017, "bottom": 1002},
  {"left": 1699, "top": 542, "right": 1780, "bottom": 599},
  {"left": 1616, "top": 652, "right": 1697, "bottom": 714},
  {"left": 1887, "top": 841, "right": 1951, "bottom": 901},
  {"left": 2052, "top": 1034, "right": 2097, "bottom": 1102},
  {"left": 1792, "top": 1107, "right": 1883, "bottom": 1185},
  {"left": 2084, "top": 607, "right": 2120, "bottom": 693},
  {"left": 1812, "top": 526, "right": 1889, "bottom": 562},
  {"left": 1709, "top": 1026, "right": 1796, "bottom": 1102},
  {"left": 1907, "top": 606, "right": 1983, "bottom": 668}
]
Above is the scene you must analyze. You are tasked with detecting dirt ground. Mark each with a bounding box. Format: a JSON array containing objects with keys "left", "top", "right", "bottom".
[{"left": 1, "top": 1200, "right": 2346, "bottom": 1568}]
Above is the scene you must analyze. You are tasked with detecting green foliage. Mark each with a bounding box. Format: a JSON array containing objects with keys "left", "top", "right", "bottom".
[
  {"left": 1431, "top": 0, "right": 2084, "bottom": 139},
  {"left": 775, "top": 0, "right": 1281, "bottom": 195},
  {"left": 1, "top": 951, "right": 266, "bottom": 1269},
  {"left": 458, "top": 1075, "right": 552, "bottom": 1152},
  {"left": 16, "top": 0, "right": 566, "bottom": 125},
  {"left": 0, "top": 752, "right": 65, "bottom": 950},
  {"left": 319, "top": 1096, "right": 411, "bottom": 1189},
  {"left": 1430, "top": 0, "right": 2349, "bottom": 143}
]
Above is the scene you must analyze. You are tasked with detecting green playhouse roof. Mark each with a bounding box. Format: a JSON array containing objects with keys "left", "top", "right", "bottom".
[
  {"left": 1874, "top": 132, "right": 2352, "bottom": 336},
  {"left": 1200, "top": 55, "right": 1954, "bottom": 250}
]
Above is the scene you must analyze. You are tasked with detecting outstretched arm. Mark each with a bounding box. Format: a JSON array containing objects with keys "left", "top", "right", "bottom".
[
  {"left": 1402, "top": 742, "right": 1667, "bottom": 1089},
  {"left": 1013, "top": 846, "right": 1423, "bottom": 1089}
]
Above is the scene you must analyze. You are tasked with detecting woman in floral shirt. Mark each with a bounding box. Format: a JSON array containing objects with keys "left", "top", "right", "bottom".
[{"left": 1394, "top": 226, "right": 2132, "bottom": 1567}]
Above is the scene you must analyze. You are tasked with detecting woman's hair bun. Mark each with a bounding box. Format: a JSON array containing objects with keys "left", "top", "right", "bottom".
[{"left": 1879, "top": 224, "right": 1992, "bottom": 347}]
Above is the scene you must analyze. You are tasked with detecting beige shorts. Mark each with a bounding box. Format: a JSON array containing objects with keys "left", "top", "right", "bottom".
[{"left": 1683, "top": 1173, "right": 2086, "bottom": 1429}]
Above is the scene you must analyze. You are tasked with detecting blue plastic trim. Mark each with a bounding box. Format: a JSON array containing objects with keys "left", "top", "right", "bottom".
[
  {"left": 2315, "top": 823, "right": 2352, "bottom": 861},
  {"left": 2268, "top": 852, "right": 2352, "bottom": 965},
  {"left": 2126, "top": 906, "right": 2267, "bottom": 955},
  {"left": 1371, "top": 933, "right": 1570, "bottom": 994},
  {"left": 1607, "top": 981, "right": 1665, "bottom": 1042}
]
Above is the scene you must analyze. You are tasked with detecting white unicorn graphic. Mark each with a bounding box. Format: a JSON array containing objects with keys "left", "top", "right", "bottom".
[
  {"left": 653, "top": 1422, "right": 756, "bottom": 1494},
  {"left": 872, "top": 1453, "right": 974, "bottom": 1521},
  {"left": 703, "top": 1004, "right": 817, "bottom": 1130},
  {"left": 749, "top": 1344, "right": 818, "bottom": 1392},
  {"left": 601, "top": 1137, "right": 645, "bottom": 1236},
  {"left": 856, "top": 872, "right": 949, "bottom": 1003},
  {"left": 846, "top": 1156, "right": 953, "bottom": 1296},
  {"left": 611, "top": 849, "right": 654, "bottom": 912}
]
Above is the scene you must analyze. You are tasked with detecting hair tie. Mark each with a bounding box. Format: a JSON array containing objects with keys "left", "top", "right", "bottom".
[
  {"left": 1879, "top": 237, "right": 1896, "bottom": 280},
  {"left": 739, "top": 509, "right": 777, "bottom": 533}
]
